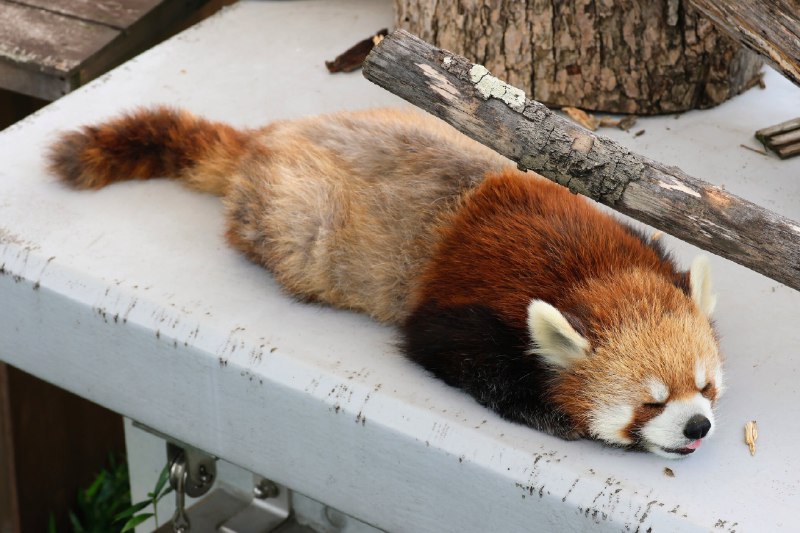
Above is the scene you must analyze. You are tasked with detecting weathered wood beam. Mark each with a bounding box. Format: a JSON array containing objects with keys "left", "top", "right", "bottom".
[
  {"left": 362, "top": 30, "right": 800, "bottom": 291},
  {"left": 690, "top": 0, "right": 800, "bottom": 88}
]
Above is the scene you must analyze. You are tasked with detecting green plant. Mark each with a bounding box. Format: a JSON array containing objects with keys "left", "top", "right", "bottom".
[
  {"left": 53, "top": 457, "right": 173, "bottom": 533},
  {"left": 114, "top": 463, "right": 172, "bottom": 532},
  {"left": 65, "top": 455, "right": 132, "bottom": 533}
]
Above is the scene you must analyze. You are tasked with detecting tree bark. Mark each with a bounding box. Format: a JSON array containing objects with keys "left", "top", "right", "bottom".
[
  {"left": 362, "top": 30, "right": 800, "bottom": 291},
  {"left": 394, "top": 0, "right": 764, "bottom": 114},
  {"left": 689, "top": 0, "right": 800, "bottom": 88}
]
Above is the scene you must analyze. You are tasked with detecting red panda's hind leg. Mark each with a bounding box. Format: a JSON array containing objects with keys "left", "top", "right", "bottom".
[{"left": 221, "top": 172, "right": 273, "bottom": 267}]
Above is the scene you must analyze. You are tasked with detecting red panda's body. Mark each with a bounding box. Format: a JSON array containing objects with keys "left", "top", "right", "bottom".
[
  {"left": 48, "top": 107, "right": 723, "bottom": 458},
  {"left": 411, "top": 169, "right": 686, "bottom": 327}
]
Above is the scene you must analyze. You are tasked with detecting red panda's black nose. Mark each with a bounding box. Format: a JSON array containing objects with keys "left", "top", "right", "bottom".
[{"left": 683, "top": 414, "right": 711, "bottom": 439}]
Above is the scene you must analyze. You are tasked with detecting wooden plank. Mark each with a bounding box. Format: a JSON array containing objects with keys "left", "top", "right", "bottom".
[
  {"left": 5, "top": 366, "right": 125, "bottom": 533},
  {"left": 0, "top": 365, "right": 21, "bottom": 533},
  {"left": 690, "top": 0, "right": 800, "bottom": 87},
  {"left": 771, "top": 128, "right": 800, "bottom": 147},
  {"left": 756, "top": 117, "right": 800, "bottom": 139},
  {"left": 0, "top": 89, "right": 46, "bottom": 131},
  {"left": 756, "top": 117, "right": 800, "bottom": 159},
  {"left": 13, "top": 0, "right": 163, "bottom": 29},
  {"left": 778, "top": 142, "right": 800, "bottom": 158},
  {"left": 0, "top": 0, "right": 209, "bottom": 100},
  {"left": 0, "top": 59, "right": 73, "bottom": 100},
  {"left": 362, "top": 30, "right": 800, "bottom": 291},
  {"left": 0, "top": 1, "right": 119, "bottom": 75},
  {"left": 69, "top": 0, "right": 211, "bottom": 89}
]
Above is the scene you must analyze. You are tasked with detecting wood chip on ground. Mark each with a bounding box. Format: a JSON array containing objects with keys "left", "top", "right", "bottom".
[
  {"left": 562, "top": 107, "right": 599, "bottom": 131},
  {"left": 617, "top": 115, "right": 638, "bottom": 131},
  {"left": 745, "top": 420, "right": 758, "bottom": 456},
  {"left": 562, "top": 107, "right": 638, "bottom": 133},
  {"left": 325, "top": 29, "right": 388, "bottom": 73}
]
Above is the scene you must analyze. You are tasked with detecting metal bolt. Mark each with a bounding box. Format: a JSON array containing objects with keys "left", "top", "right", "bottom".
[
  {"left": 253, "top": 478, "right": 279, "bottom": 499},
  {"left": 199, "top": 465, "right": 213, "bottom": 485}
]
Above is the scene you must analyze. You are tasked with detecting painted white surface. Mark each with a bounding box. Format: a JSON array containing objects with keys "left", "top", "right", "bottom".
[{"left": 0, "top": 1, "right": 799, "bottom": 531}]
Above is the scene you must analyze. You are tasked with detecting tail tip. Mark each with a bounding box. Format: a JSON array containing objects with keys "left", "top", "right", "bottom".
[{"left": 48, "top": 128, "right": 103, "bottom": 189}]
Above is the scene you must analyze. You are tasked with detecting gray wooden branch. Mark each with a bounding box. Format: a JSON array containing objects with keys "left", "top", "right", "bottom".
[
  {"left": 690, "top": 0, "right": 800, "bottom": 88},
  {"left": 362, "top": 30, "right": 800, "bottom": 291}
]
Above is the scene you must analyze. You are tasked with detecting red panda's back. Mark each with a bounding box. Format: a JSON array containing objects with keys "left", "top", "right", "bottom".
[{"left": 411, "top": 169, "right": 682, "bottom": 329}]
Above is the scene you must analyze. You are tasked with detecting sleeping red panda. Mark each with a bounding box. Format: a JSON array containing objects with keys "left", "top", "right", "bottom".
[{"left": 48, "top": 107, "right": 723, "bottom": 458}]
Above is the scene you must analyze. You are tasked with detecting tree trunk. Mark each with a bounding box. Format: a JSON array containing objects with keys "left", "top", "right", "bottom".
[
  {"left": 362, "top": 30, "right": 800, "bottom": 291},
  {"left": 394, "top": 0, "right": 764, "bottom": 114},
  {"left": 690, "top": 0, "right": 800, "bottom": 88}
]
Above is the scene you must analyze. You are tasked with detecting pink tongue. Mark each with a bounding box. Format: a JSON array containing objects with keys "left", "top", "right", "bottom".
[{"left": 685, "top": 439, "right": 702, "bottom": 450}]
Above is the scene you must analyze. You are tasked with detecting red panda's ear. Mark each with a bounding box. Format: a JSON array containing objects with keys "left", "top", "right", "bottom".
[
  {"left": 690, "top": 256, "right": 717, "bottom": 316},
  {"left": 527, "top": 300, "right": 590, "bottom": 369}
]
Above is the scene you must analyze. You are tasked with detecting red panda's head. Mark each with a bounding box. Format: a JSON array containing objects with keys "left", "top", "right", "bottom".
[{"left": 528, "top": 256, "right": 722, "bottom": 458}]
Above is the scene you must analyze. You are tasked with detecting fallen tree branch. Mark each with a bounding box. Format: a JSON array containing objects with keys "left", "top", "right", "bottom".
[
  {"left": 690, "top": 0, "right": 800, "bottom": 88},
  {"left": 363, "top": 30, "right": 800, "bottom": 291}
]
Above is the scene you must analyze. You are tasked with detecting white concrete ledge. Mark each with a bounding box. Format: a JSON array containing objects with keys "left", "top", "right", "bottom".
[{"left": 1, "top": 1, "right": 799, "bottom": 531}]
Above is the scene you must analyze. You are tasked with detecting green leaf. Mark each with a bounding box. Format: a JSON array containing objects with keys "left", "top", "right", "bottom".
[
  {"left": 152, "top": 464, "right": 170, "bottom": 498},
  {"left": 120, "top": 513, "right": 154, "bottom": 532},
  {"left": 61, "top": 455, "right": 134, "bottom": 533},
  {"left": 47, "top": 513, "right": 57, "bottom": 533},
  {"left": 68, "top": 511, "right": 85, "bottom": 533},
  {"left": 84, "top": 470, "right": 107, "bottom": 501},
  {"left": 94, "top": 475, "right": 116, "bottom": 505},
  {"left": 156, "top": 486, "right": 173, "bottom": 502},
  {"left": 113, "top": 500, "right": 152, "bottom": 523}
]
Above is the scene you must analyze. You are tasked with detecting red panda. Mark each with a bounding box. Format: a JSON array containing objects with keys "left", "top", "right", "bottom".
[{"left": 48, "top": 107, "right": 723, "bottom": 458}]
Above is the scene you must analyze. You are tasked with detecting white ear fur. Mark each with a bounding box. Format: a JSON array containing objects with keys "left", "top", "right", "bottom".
[
  {"left": 527, "top": 300, "right": 590, "bottom": 369},
  {"left": 690, "top": 255, "right": 717, "bottom": 316}
]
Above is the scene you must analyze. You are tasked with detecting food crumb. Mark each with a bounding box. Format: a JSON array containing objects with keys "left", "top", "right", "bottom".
[{"left": 663, "top": 467, "right": 675, "bottom": 478}]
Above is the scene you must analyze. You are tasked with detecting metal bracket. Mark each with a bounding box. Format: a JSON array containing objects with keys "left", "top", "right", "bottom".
[
  {"left": 154, "top": 475, "right": 294, "bottom": 533},
  {"left": 130, "top": 421, "right": 218, "bottom": 498},
  {"left": 131, "top": 421, "right": 358, "bottom": 532},
  {"left": 167, "top": 442, "right": 217, "bottom": 498},
  {"left": 217, "top": 476, "right": 292, "bottom": 533}
]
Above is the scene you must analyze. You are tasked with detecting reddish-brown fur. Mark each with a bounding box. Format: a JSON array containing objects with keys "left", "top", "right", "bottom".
[
  {"left": 48, "top": 107, "right": 253, "bottom": 194},
  {"left": 413, "top": 168, "right": 683, "bottom": 330},
  {"left": 407, "top": 168, "right": 720, "bottom": 446},
  {"left": 48, "top": 107, "right": 722, "bottom": 454},
  {"left": 48, "top": 107, "right": 508, "bottom": 322}
]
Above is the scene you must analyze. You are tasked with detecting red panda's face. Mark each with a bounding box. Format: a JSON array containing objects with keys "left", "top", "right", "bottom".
[
  {"left": 528, "top": 258, "right": 721, "bottom": 458},
  {"left": 576, "top": 312, "right": 722, "bottom": 459}
]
